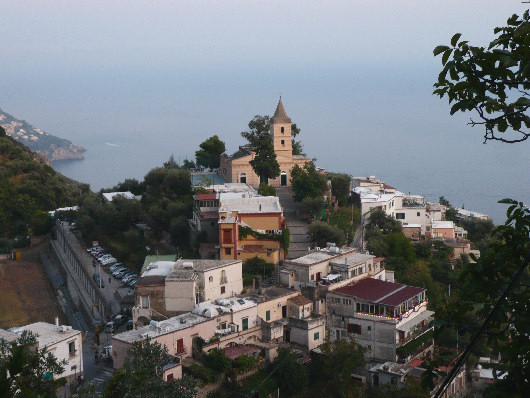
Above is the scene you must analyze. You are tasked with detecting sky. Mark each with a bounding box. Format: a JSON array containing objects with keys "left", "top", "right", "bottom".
[{"left": 2, "top": 1, "right": 529, "bottom": 224}]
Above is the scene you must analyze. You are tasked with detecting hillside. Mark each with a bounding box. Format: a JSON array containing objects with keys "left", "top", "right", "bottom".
[
  {"left": 0, "top": 108, "right": 86, "bottom": 161},
  {"left": 0, "top": 127, "right": 90, "bottom": 239}
]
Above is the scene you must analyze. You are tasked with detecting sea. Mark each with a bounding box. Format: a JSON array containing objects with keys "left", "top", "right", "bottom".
[{"left": 5, "top": 65, "right": 529, "bottom": 225}]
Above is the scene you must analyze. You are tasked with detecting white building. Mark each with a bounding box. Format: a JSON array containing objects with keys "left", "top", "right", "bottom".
[
  {"left": 10, "top": 322, "right": 83, "bottom": 383},
  {"left": 326, "top": 278, "right": 434, "bottom": 363}
]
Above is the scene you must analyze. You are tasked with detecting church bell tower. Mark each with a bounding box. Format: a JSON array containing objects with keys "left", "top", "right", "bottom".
[{"left": 270, "top": 98, "right": 292, "bottom": 162}]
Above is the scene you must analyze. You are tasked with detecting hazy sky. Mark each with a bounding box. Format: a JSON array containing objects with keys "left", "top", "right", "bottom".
[{"left": 2, "top": 1, "right": 529, "bottom": 223}]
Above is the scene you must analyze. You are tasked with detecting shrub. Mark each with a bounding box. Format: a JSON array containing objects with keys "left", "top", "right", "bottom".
[
  {"left": 184, "top": 363, "right": 219, "bottom": 383},
  {"left": 205, "top": 348, "right": 231, "bottom": 372}
]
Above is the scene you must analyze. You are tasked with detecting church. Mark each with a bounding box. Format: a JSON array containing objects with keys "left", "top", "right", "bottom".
[{"left": 219, "top": 98, "right": 310, "bottom": 188}]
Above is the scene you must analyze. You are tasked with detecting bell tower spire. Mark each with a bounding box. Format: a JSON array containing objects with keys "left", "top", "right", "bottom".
[{"left": 270, "top": 97, "right": 292, "bottom": 161}]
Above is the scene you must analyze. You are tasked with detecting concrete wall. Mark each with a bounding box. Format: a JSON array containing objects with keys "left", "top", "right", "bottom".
[
  {"left": 49, "top": 332, "right": 84, "bottom": 381},
  {"left": 165, "top": 280, "right": 196, "bottom": 312},
  {"left": 256, "top": 291, "right": 300, "bottom": 322}
]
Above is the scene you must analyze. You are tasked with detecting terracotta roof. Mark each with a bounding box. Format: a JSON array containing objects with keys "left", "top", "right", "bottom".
[
  {"left": 224, "top": 344, "right": 259, "bottom": 360},
  {"left": 334, "top": 278, "right": 425, "bottom": 307},
  {"left": 197, "top": 193, "right": 218, "bottom": 200},
  {"left": 271, "top": 98, "right": 291, "bottom": 124},
  {"left": 374, "top": 257, "right": 385, "bottom": 263}
]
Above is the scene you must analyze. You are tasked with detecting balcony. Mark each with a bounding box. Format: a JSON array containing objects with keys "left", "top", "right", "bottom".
[{"left": 396, "top": 326, "right": 434, "bottom": 362}]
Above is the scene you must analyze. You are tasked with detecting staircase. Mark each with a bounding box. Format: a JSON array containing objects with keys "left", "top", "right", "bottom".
[{"left": 276, "top": 187, "right": 312, "bottom": 259}]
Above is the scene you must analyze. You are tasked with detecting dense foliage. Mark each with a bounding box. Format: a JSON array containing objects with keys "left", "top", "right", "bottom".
[
  {"left": 257, "top": 183, "right": 277, "bottom": 197},
  {"left": 434, "top": 11, "right": 530, "bottom": 143},
  {"left": 241, "top": 115, "right": 304, "bottom": 154},
  {"left": 309, "top": 221, "right": 345, "bottom": 247},
  {"left": 249, "top": 133, "right": 280, "bottom": 185},
  {"left": 195, "top": 135, "right": 226, "bottom": 169},
  {"left": 290, "top": 162, "right": 327, "bottom": 202},
  {"left": 0, "top": 128, "right": 88, "bottom": 239}
]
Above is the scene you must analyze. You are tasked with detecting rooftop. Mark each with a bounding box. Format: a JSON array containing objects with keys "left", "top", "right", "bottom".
[
  {"left": 271, "top": 98, "right": 291, "bottom": 124},
  {"left": 224, "top": 344, "right": 260, "bottom": 360},
  {"left": 102, "top": 191, "right": 139, "bottom": 202},
  {"left": 334, "top": 278, "right": 425, "bottom": 307},
  {"left": 141, "top": 254, "right": 177, "bottom": 273},
  {"left": 288, "top": 295, "right": 312, "bottom": 306},
  {"left": 219, "top": 196, "right": 282, "bottom": 214},
  {"left": 330, "top": 252, "right": 374, "bottom": 267},
  {"left": 192, "top": 297, "right": 257, "bottom": 318},
  {"left": 285, "top": 247, "right": 356, "bottom": 266},
  {"left": 166, "top": 259, "right": 241, "bottom": 281},
  {"left": 432, "top": 221, "right": 455, "bottom": 229},
  {"left": 10, "top": 322, "right": 80, "bottom": 347},
  {"left": 113, "top": 313, "right": 209, "bottom": 343},
  {"left": 141, "top": 260, "right": 177, "bottom": 277},
  {"left": 246, "top": 286, "right": 299, "bottom": 303},
  {"left": 0, "top": 328, "right": 20, "bottom": 343}
]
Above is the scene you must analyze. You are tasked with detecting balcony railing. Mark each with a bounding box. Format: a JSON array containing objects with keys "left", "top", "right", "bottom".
[{"left": 397, "top": 324, "right": 434, "bottom": 348}]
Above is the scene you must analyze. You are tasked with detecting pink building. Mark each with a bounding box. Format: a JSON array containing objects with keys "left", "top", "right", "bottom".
[
  {"left": 112, "top": 313, "right": 216, "bottom": 370},
  {"left": 431, "top": 221, "right": 455, "bottom": 239}
]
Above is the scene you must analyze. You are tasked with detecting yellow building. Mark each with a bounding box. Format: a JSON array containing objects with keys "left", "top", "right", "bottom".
[
  {"left": 219, "top": 98, "right": 310, "bottom": 188},
  {"left": 218, "top": 196, "right": 285, "bottom": 264}
]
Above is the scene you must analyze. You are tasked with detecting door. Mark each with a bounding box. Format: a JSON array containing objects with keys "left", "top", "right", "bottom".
[
  {"left": 176, "top": 338, "right": 184, "bottom": 354},
  {"left": 282, "top": 305, "right": 287, "bottom": 318},
  {"left": 242, "top": 318, "right": 249, "bottom": 331},
  {"left": 284, "top": 330, "right": 290, "bottom": 342},
  {"left": 280, "top": 172, "right": 287, "bottom": 186}
]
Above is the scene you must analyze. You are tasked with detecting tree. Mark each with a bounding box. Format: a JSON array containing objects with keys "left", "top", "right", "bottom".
[
  {"left": 437, "top": 201, "right": 529, "bottom": 396},
  {"left": 308, "top": 221, "right": 345, "bottom": 247},
  {"left": 249, "top": 133, "right": 280, "bottom": 184},
  {"left": 433, "top": 11, "right": 530, "bottom": 143},
  {"left": 300, "top": 196, "right": 326, "bottom": 221},
  {"left": 204, "top": 348, "right": 231, "bottom": 373},
  {"left": 329, "top": 173, "right": 351, "bottom": 206},
  {"left": 273, "top": 347, "right": 309, "bottom": 397},
  {"left": 195, "top": 135, "right": 226, "bottom": 169},
  {"left": 103, "top": 337, "right": 197, "bottom": 398},
  {"left": 257, "top": 183, "right": 277, "bottom": 196},
  {"left": 241, "top": 115, "right": 270, "bottom": 146},
  {"left": 0, "top": 330, "right": 67, "bottom": 397},
  {"left": 310, "top": 338, "right": 365, "bottom": 397},
  {"left": 290, "top": 162, "right": 327, "bottom": 202},
  {"left": 291, "top": 123, "right": 305, "bottom": 156}
]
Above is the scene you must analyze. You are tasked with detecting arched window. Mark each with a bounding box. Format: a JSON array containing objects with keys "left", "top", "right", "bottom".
[
  {"left": 240, "top": 173, "right": 246, "bottom": 183},
  {"left": 280, "top": 171, "right": 287, "bottom": 186},
  {"left": 281, "top": 127, "right": 284, "bottom": 133}
]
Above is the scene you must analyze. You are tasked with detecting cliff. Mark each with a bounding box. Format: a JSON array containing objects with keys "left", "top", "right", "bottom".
[{"left": 0, "top": 108, "right": 86, "bottom": 162}]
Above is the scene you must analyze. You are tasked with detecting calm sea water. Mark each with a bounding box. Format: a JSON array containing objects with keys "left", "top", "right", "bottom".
[{"left": 5, "top": 65, "right": 529, "bottom": 225}]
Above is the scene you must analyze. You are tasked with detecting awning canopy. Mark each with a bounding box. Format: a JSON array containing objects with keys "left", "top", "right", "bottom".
[{"left": 397, "top": 310, "right": 434, "bottom": 332}]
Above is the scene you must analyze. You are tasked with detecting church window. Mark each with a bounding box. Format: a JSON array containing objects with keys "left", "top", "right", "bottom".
[
  {"left": 281, "top": 127, "right": 284, "bottom": 133},
  {"left": 240, "top": 173, "right": 247, "bottom": 184},
  {"left": 281, "top": 140, "right": 285, "bottom": 145}
]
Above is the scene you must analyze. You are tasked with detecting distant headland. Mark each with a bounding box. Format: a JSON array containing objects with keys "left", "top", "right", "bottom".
[{"left": 0, "top": 108, "right": 86, "bottom": 162}]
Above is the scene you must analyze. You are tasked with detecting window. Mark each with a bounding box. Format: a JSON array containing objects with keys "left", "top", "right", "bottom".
[
  {"left": 225, "top": 248, "right": 231, "bottom": 255},
  {"left": 176, "top": 338, "right": 184, "bottom": 354},
  {"left": 356, "top": 303, "right": 361, "bottom": 312},
  {"left": 221, "top": 286, "right": 226, "bottom": 294},
  {"left": 367, "top": 326, "right": 371, "bottom": 331},
  {"left": 140, "top": 295, "right": 150, "bottom": 308},
  {"left": 240, "top": 173, "right": 247, "bottom": 183},
  {"left": 210, "top": 222, "right": 214, "bottom": 227},
  {"left": 167, "top": 373, "right": 174, "bottom": 381},
  {"left": 68, "top": 341, "right": 76, "bottom": 357},
  {"left": 209, "top": 276, "right": 213, "bottom": 282},
  {"left": 281, "top": 127, "right": 284, "bottom": 133},
  {"left": 314, "top": 332, "right": 319, "bottom": 341},
  {"left": 396, "top": 213, "right": 405, "bottom": 220},
  {"left": 348, "top": 323, "right": 361, "bottom": 334},
  {"left": 222, "top": 230, "right": 232, "bottom": 243},
  {"left": 417, "top": 212, "right": 420, "bottom": 217},
  {"left": 221, "top": 270, "right": 227, "bottom": 284},
  {"left": 266, "top": 310, "right": 270, "bottom": 321},
  {"left": 281, "top": 139, "right": 285, "bottom": 145},
  {"left": 242, "top": 317, "right": 249, "bottom": 331},
  {"left": 311, "top": 274, "right": 314, "bottom": 280}
]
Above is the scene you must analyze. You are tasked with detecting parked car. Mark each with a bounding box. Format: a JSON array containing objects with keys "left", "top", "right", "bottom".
[
  {"left": 92, "top": 273, "right": 105, "bottom": 288},
  {"left": 112, "top": 268, "right": 127, "bottom": 277},
  {"left": 114, "top": 269, "right": 130, "bottom": 278},
  {"left": 126, "top": 277, "right": 139, "bottom": 286},
  {"left": 104, "top": 321, "right": 116, "bottom": 333},
  {"left": 114, "top": 315, "right": 127, "bottom": 326},
  {"left": 129, "top": 279, "right": 139, "bottom": 287}
]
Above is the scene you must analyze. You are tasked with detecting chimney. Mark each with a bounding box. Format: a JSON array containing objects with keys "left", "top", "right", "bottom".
[{"left": 55, "top": 316, "right": 59, "bottom": 326}]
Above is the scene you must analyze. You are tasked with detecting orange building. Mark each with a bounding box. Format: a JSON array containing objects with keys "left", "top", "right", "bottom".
[
  {"left": 219, "top": 98, "right": 310, "bottom": 188},
  {"left": 218, "top": 196, "right": 285, "bottom": 264}
]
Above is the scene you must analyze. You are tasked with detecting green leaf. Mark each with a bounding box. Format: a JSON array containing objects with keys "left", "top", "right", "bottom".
[
  {"left": 433, "top": 45, "right": 450, "bottom": 57},
  {"left": 442, "top": 49, "right": 452, "bottom": 65},
  {"left": 450, "top": 103, "right": 461, "bottom": 115},
  {"left": 498, "top": 198, "right": 518, "bottom": 205},
  {"left": 451, "top": 33, "right": 462, "bottom": 47},
  {"left": 498, "top": 119, "right": 508, "bottom": 132}
]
